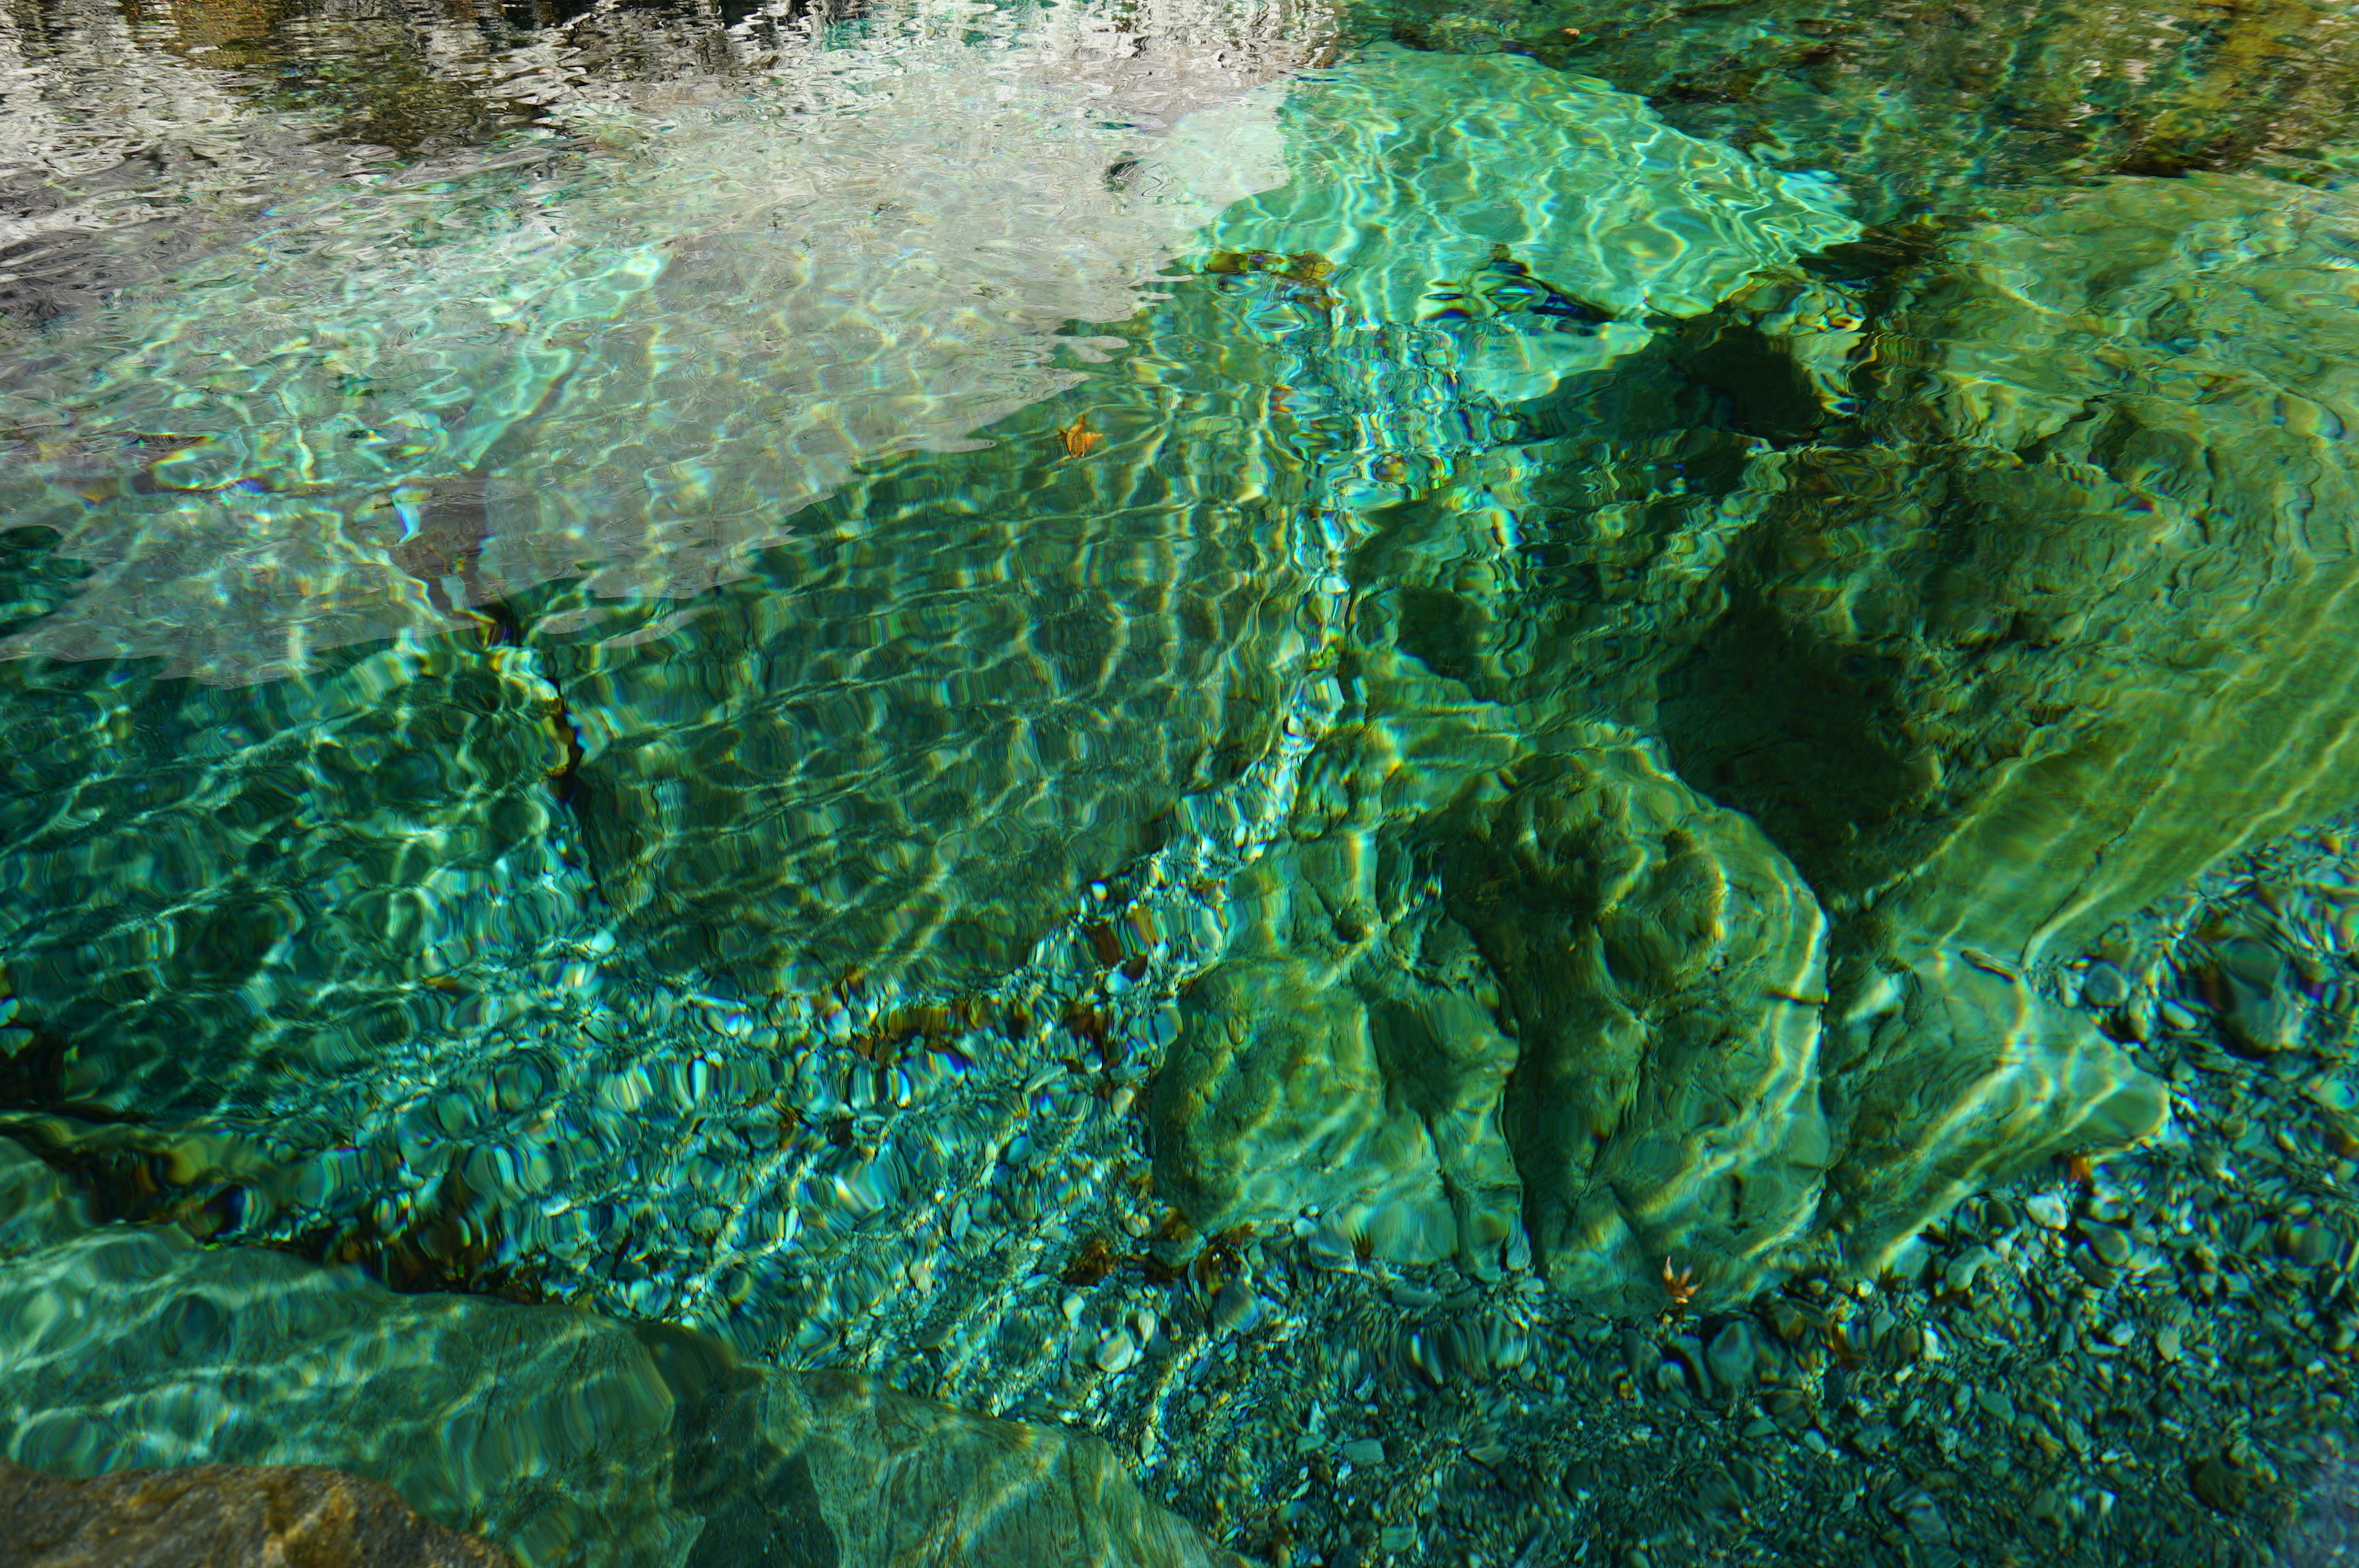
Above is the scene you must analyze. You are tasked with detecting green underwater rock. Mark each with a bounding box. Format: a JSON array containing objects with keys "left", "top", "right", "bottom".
[
  {"left": 1423, "top": 741, "right": 1830, "bottom": 1305},
  {"left": 1145, "top": 634, "right": 1527, "bottom": 1273},
  {"left": 1191, "top": 44, "right": 1856, "bottom": 397},
  {"left": 0, "top": 638, "right": 587, "bottom": 1114},
  {"left": 0, "top": 1144, "right": 692, "bottom": 1567},
  {"left": 1150, "top": 170, "right": 2359, "bottom": 1305},
  {"left": 1150, "top": 595, "right": 1831, "bottom": 1305},
  {"left": 1659, "top": 173, "right": 2359, "bottom": 1263},
  {"left": 534, "top": 278, "right": 1313, "bottom": 995},
  {"left": 1146, "top": 891, "right": 1525, "bottom": 1273},
  {"left": 1668, "top": 173, "right": 2359, "bottom": 956},
  {"left": 1359, "top": 0, "right": 2359, "bottom": 219},
  {"left": 0, "top": 1137, "right": 1238, "bottom": 1568}
]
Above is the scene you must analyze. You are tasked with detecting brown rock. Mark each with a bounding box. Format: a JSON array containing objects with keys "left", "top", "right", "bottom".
[{"left": 0, "top": 1458, "right": 516, "bottom": 1568}]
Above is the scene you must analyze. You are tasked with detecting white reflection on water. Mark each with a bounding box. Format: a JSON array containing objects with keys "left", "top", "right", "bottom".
[{"left": 0, "top": 0, "right": 1327, "bottom": 683}]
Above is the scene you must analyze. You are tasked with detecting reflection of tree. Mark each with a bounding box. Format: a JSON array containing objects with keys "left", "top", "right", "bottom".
[{"left": 0, "top": 0, "right": 307, "bottom": 333}]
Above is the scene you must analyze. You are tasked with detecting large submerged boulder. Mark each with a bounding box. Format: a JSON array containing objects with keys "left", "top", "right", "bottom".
[
  {"left": 1672, "top": 176, "right": 2359, "bottom": 953},
  {"left": 1423, "top": 743, "right": 1830, "bottom": 1305},
  {"left": 0, "top": 1138, "right": 1238, "bottom": 1568},
  {"left": 1191, "top": 44, "right": 1855, "bottom": 398},
  {"left": 1151, "top": 172, "right": 2359, "bottom": 1305},
  {"left": 1663, "top": 173, "right": 2359, "bottom": 1262},
  {"left": 541, "top": 274, "right": 1313, "bottom": 994},
  {"left": 1148, "top": 620, "right": 1833, "bottom": 1308},
  {"left": 1, "top": 1459, "right": 517, "bottom": 1568}
]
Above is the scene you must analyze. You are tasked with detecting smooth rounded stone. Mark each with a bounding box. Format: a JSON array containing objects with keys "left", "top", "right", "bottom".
[
  {"left": 2068, "top": 1247, "right": 2117, "bottom": 1289},
  {"left": 1191, "top": 45, "right": 1856, "bottom": 399},
  {"left": 2025, "top": 1193, "right": 2071, "bottom": 1231},
  {"left": 1092, "top": 1329, "right": 1141, "bottom": 1375},
  {"left": 2082, "top": 1222, "right": 2132, "bottom": 1268},
  {"left": 1943, "top": 1245, "right": 1999, "bottom": 1295},
  {"left": 1704, "top": 1320, "right": 1758, "bottom": 1391},
  {"left": 2079, "top": 963, "right": 2132, "bottom": 1009},
  {"left": 1339, "top": 1438, "right": 1387, "bottom": 1467},
  {"left": 1209, "top": 1280, "right": 1264, "bottom": 1335},
  {"left": 1425, "top": 743, "right": 1833, "bottom": 1311},
  {"left": 0, "top": 1457, "right": 515, "bottom": 1568},
  {"left": 0, "top": 1137, "right": 1240, "bottom": 1568}
]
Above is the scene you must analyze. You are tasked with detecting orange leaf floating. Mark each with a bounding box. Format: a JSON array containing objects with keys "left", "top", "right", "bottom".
[{"left": 1054, "top": 413, "right": 1106, "bottom": 459}]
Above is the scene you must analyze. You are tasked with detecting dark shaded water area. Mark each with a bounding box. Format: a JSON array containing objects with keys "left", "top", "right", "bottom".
[{"left": 6, "top": 0, "right": 2359, "bottom": 1562}]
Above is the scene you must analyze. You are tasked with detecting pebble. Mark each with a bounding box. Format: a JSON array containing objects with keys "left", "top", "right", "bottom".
[
  {"left": 1092, "top": 1329, "right": 1140, "bottom": 1374},
  {"left": 2276, "top": 1219, "right": 2342, "bottom": 1265},
  {"left": 1210, "top": 1280, "right": 1262, "bottom": 1333},
  {"left": 1708, "top": 1311, "right": 1764, "bottom": 1386},
  {"left": 1897, "top": 1488, "right": 1950, "bottom": 1543},
  {"left": 2069, "top": 1248, "right": 2117, "bottom": 1288},
  {"left": 2080, "top": 962, "right": 2132, "bottom": 1008},
  {"left": 2081, "top": 1222, "right": 2131, "bottom": 1268},
  {"left": 2160, "top": 999, "right": 2204, "bottom": 1031},
  {"left": 1944, "top": 1245, "right": 1998, "bottom": 1293},
  {"left": 2026, "top": 1193, "right": 2070, "bottom": 1231},
  {"left": 1340, "top": 1437, "right": 1386, "bottom": 1467},
  {"left": 2189, "top": 1453, "right": 2250, "bottom": 1513}
]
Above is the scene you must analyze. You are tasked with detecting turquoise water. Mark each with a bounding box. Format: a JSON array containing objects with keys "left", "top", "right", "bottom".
[{"left": 6, "top": 0, "right": 2359, "bottom": 1562}]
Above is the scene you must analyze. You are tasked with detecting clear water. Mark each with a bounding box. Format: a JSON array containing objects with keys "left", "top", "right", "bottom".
[{"left": 6, "top": 0, "right": 2359, "bottom": 1562}]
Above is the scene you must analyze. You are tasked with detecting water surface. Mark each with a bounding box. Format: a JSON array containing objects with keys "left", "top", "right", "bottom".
[{"left": 6, "top": 0, "right": 2359, "bottom": 1562}]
